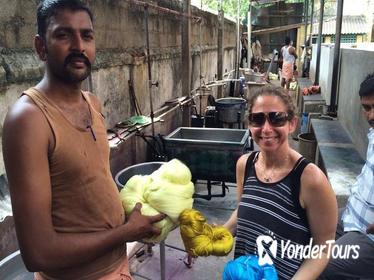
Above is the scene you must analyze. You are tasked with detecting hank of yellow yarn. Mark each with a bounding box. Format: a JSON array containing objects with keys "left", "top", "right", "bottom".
[
  {"left": 119, "top": 159, "right": 194, "bottom": 243},
  {"left": 179, "top": 209, "right": 234, "bottom": 257}
]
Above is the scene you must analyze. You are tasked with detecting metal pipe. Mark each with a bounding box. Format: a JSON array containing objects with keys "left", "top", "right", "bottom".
[
  {"left": 126, "top": 0, "right": 200, "bottom": 21},
  {"left": 247, "top": 1, "right": 252, "bottom": 68},
  {"left": 115, "top": 98, "right": 193, "bottom": 144},
  {"left": 314, "top": 0, "right": 324, "bottom": 85},
  {"left": 199, "top": 1, "right": 203, "bottom": 115},
  {"left": 160, "top": 241, "right": 165, "bottom": 280},
  {"left": 330, "top": 0, "right": 344, "bottom": 112},
  {"left": 233, "top": 0, "right": 241, "bottom": 96},
  {"left": 304, "top": 0, "right": 309, "bottom": 47},
  {"left": 309, "top": 0, "right": 314, "bottom": 47},
  {"left": 217, "top": 0, "right": 224, "bottom": 98},
  {"left": 144, "top": 5, "right": 155, "bottom": 137}
]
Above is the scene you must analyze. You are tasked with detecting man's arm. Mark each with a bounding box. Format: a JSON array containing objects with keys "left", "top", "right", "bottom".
[
  {"left": 2, "top": 97, "right": 164, "bottom": 272},
  {"left": 292, "top": 164, "right": 338, "bottom": 280}
]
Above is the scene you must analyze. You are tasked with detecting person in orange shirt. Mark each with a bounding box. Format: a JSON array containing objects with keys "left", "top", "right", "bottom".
[{"left": 280, "top": 36, "right": 297, "bottom": 90}]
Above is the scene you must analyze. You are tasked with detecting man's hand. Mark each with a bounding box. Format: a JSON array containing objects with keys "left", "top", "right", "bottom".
[
  {"left": 126, "top": 203, "right": 166, "bottom": 240},
  {"left": 366, "top": 223, "right": 374, "bottom": 234}
]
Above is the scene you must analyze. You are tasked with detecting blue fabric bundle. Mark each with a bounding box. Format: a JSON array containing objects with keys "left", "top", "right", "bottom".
[{"left": 222, "top": 255, "right": 278, "bottom": 280}]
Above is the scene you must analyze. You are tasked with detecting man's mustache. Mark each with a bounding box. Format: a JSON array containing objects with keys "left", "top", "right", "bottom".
[{"left": 64, "top": 52, "right": 91, "bottom": 68}]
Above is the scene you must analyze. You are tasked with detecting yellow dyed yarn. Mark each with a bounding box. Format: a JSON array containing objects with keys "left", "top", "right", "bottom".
[
  {"left": 179, "top": 209, "right": 234, "bottom": 257},
  {"left": 119, "top": 159, "right": 194, "bottom": 243}
]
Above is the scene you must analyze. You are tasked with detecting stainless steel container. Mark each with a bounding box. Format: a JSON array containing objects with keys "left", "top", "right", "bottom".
[
  {"left": 244, "top": 72, "right": 263, "bottom": 83},
  {"left": 0, "top": 251, "right": 33, "bottom": 280},
  {"left": 246, "top": 81, "right": 266, "bottom": 100},
  {"left": 115, "top": 162, "right": 163, "bottom": 189},
  {"left": 215, "top": 97, "right": 247, "bottom": 123},
  {"left": 163, "top": 127, "right": 251, "bottom": 183}
]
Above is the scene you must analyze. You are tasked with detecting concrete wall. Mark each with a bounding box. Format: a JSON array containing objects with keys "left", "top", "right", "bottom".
[
  {"left": 0, "top": 0, "right": 237, "bottom": 176},
  {"left": 310, "top": 44, "right": 334, "bottom": 105},
  {"left": 338, "top": 48, "right": 374, "bottom": 158},
  {"left": 310, "top": 44, "right": 374, "bottom": 157}
]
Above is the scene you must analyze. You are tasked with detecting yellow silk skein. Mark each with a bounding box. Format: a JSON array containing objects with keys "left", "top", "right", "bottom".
[
  {"left": 179, "top": 209, "right": 234, "bottom": 257},
  {"left": 119, "top": 159, "right": 194, "bottom": 243}
]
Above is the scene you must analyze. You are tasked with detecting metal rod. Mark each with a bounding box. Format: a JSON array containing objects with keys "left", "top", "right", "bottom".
[
  {"left": 234, "top": 0, "right": 241, "bottom": 97},
  {"left": 126, "top": 0, "right": 200, "bottom": 21},
  {"left": 330, "top": 0, "right": 344, "bottom": 112},
  {"left": 144, "top": 5, "right": 155, "bottom": 137},
  {"left": 314, "top": 0, "right": 324, "bottom": 85},
  {"left": 304, "top": 0, "right": 309, "bottom": 47},
  {"left": 247, "top": 1, "right": 252, "bottom": 68},
  {"left": 309, "top": 0, "right": 314, "bottom": 47},
  {"left": 199, "top": 1, "right": 203, "bottom": 115},
  {"left": 160, "top": 241, "right": 166, "bottom": 280},
  {"left": 217, "top": 0, "right": 224, "bottom": 98}
]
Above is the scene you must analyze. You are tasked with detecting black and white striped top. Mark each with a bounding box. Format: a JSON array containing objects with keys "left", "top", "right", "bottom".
[{"left": 234, "top": 152, "right": 311, "bottom": 280}]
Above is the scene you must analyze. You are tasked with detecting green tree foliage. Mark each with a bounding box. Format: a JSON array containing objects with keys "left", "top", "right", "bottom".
[
  {"left": 202, "top": 0, "right": 250, "bottom": 19},
  {"left": 202, "top": 0, "right": 337, "bottom": 21}
]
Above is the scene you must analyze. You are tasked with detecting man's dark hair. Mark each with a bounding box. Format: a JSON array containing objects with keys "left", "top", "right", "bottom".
[
  {"left": 359, "top": 73, "right": 374, "bottom": 97},
  {"left": 285, "top": 36, "right": 291, "bottom": 45},
  {"left": 37, "top": 0, "right": 94, "bottom": 38}
]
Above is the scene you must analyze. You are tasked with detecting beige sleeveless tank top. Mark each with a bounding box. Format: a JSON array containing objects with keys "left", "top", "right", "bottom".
[{"left": 23, "top": 88, "right": 127, "bottom": 280}]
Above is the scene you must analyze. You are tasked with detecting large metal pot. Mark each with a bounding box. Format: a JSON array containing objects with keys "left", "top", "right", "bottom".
[
  {"left": 215, "top": 97, "right": 247, "bottom": 123},
  {"left": 0, "top": 250, "right": 33, "bottom": 280},
  {"left": 115, "top": 162, "right": 163, "bottom": 189}
]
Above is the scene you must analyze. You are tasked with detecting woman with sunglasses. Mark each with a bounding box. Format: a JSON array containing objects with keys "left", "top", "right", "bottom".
[{"left": 224, "top": 85, "right": 337, "bottom": 280}]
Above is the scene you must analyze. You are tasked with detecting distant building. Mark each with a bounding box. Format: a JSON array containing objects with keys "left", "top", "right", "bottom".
[{"left": 312, "top": 15, "right": 370, "bottom": 43}]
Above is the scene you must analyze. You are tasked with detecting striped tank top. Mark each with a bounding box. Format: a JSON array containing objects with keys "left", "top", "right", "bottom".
[{"left": 234, "top": 152, "right": 311, "bottom": 280}]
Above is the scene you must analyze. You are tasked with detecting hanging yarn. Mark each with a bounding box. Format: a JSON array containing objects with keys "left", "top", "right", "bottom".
[
  {"left": 179, "top": 209, "right": 234, "bottom": 257},
  {"left": 119, "top": 159, "right": 194, "bottom": 243},
  {"left": 222, "top": 255, "right": 278, "bottom": 280}
]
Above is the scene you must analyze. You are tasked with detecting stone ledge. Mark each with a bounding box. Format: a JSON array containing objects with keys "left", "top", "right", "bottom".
[
  {"left": 0, "top": 49, "right": 44, "bottom": 84},
  {"left": 311, "top": 119, "right": 364, "bottom": 208}
]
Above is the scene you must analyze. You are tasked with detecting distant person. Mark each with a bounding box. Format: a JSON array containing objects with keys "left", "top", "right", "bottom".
[
  {"left": 240, "top": 32, "right": 248, "bottom": 68},
  {"left": 319, "top": 73, "right": 374, "bottom": 279},
  {"left": 301, "top": 39, "right": 312, "bottom": 78},
  {"left": 2, "top": 1, "right": 164, "bottom": 279},
  {"left": 224, "top": 85, "right": 337, "bottom": 279},
  {"left": 280, "top": 36, "right": 297, "bottom": 90},
  {"left": 251, "top": 39, "right": 263, "bottom": 71}
]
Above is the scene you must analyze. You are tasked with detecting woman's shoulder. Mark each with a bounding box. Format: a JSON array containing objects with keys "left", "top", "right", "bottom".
[
  {"left": 236, "top": 152, "right": 256, "bottom": 172},
  {"left": 300, "top": 160, "right": 330, "bottom": 192}
]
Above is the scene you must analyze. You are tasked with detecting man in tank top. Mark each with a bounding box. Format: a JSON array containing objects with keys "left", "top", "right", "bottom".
[{"left": 2, "top": 1, "right": 165, "bottom": 279}]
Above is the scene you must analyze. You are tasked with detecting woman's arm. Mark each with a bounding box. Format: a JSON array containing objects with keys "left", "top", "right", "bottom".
[
  {"left": 223, "top": 153, "right": 250, "bottom": 235},
  {"left": 292, "top": 164, "right": 338, "bottom": 280}
]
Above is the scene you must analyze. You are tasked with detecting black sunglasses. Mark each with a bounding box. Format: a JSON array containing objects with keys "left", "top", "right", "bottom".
[{"left": 248, "top": 112, "right": 290, "bottom": 127}]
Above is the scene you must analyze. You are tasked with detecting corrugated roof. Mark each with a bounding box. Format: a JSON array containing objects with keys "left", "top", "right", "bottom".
[
  {"left": 312, "top": 15, "right": 368, "bottom": 35},
  {"left": 252, "top": 23, "right": 304, "bottom": 35}
]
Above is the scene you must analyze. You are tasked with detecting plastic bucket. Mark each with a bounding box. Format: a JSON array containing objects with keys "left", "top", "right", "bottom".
[{"left": 298, "top": 133, "right": 316, "bottom": 163}]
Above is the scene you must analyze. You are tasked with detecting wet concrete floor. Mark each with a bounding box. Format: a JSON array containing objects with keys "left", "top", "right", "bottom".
[{"left": 128, "top": 182, "right": 237, "bottom": 280}]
